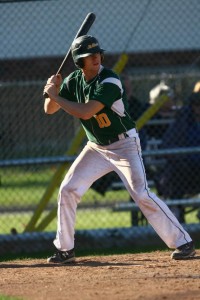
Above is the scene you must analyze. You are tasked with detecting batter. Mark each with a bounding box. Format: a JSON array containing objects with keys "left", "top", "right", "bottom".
[{"left": 43, "top": 35, "right": 195, "bottom": 263}]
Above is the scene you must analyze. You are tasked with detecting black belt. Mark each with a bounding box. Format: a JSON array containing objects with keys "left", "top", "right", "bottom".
[{"left": 106, "top": 132, "right": 129, "bottom": 145}]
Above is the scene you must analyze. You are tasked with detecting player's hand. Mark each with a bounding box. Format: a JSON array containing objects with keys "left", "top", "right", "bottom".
[
  {"left": 43, "top": 82, "right": 57, "bottom": 98},
  {"left": 46, "top": 74, "right": 62, "bottom": 87},
  {"left": 43, "top": 74, "right": 62, "bottom": 98}
]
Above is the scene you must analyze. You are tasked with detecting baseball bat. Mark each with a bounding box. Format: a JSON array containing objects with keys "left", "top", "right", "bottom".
[{"left": 43, "top": 12, "right": 96, "bottom": 98}]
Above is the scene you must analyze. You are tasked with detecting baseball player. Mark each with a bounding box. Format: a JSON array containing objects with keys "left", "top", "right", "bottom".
[{"left": 43, "top": 35, "right": 195, "bottom": 263}]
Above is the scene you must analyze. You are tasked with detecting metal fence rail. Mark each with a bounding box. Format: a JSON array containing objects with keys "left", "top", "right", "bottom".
[{"left": 1, "top": 147, "right": 200, "bottom": 167}]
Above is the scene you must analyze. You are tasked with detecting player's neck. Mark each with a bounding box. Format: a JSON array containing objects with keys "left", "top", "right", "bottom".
[{"left": 82, "top": 67, "right": 100, "bottom": 82}]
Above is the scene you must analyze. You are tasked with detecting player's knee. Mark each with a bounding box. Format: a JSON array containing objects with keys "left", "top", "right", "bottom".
[
  {"left": 58, "top": 181, "right": 80, "bottom": 205},
  {"left": 135, "top": 191, "right": 159, "bottom": 212}
]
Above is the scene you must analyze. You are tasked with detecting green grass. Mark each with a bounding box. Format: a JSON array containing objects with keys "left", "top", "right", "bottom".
[
  {"left": 0, "top": 208, "right": 133, "bottom": 234},
  {"left": 0, "top": 167, "right": 199, "bottom": 235},
  {"left": 0, "top": 296, "right": 22, "bottom": 300},
  {"left": 0, "top": 167, "right": 129, "bottom": 208},
  {"left": 0, "top": 167, "right": 58, "bottom": 208}
]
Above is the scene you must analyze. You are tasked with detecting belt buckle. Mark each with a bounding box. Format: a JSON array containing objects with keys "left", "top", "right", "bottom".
[
  {"left": 124, "top": 132, "right": 129, "bottom": 138},
  {"left": 118, "top": 132, "right": 129, "bottom": 140}
]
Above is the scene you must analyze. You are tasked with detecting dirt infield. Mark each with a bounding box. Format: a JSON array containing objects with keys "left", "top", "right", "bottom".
[{"left": 0, "top": 250, "right": 200, "bottom": 300}]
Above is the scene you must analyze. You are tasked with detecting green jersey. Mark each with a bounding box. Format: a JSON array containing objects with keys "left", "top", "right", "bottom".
[{"left": 59, "top": 66, "right": 136, "bottom": 145}]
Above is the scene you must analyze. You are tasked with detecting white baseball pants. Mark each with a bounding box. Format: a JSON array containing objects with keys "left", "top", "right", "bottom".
[{"left": 53, "top": 133, "right": 192, "bottom": 251}]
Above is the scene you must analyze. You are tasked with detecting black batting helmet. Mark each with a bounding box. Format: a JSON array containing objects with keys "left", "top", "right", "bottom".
[{"left": 71, "top": 35, "right": 104, "bottom": 68}]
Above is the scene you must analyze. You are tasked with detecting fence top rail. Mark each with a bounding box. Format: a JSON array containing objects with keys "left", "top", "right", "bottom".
[{"left": 0, "top": 146, "right": 200, "bottom": 167}]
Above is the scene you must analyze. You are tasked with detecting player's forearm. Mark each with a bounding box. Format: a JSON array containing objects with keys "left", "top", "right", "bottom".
[
  {"left": 44, "top": 97, "right": 61, "bottom": 114},
  {"left": 50, "top": 94, "right": 95, "bottom": 119},
  {"left": 44, "top": 82, "right": 104, "bottom": 119}
]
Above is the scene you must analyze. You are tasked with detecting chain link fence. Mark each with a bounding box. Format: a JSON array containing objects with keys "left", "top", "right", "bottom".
[{"left": 1, "top": 0, "right": 200, "bottom": 255}]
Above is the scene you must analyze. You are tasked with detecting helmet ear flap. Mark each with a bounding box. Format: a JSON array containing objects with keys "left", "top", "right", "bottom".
[{"left": 75, "top": 58, "right": 84, "bottom": 68}]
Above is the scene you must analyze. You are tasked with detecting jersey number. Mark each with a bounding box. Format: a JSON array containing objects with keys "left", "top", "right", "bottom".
[{"left": 95, "top": 113, "right": 111, "bottom": 128}]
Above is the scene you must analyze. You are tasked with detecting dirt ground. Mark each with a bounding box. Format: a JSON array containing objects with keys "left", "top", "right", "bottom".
[{"left": 0, "top": 250, "right": 200, "bottom": 300}]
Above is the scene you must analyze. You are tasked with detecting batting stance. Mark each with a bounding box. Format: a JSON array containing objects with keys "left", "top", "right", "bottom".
[{"left": 43, "top": 35, "right": 195, "bottom": 263}]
